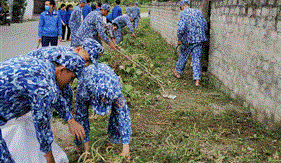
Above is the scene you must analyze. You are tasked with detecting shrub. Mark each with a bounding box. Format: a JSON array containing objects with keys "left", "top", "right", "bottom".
[
  {"left": 12, "top": 0, "right": 27, "bottom": 23},
  {"left": 0, "top": 0, "right": 9, "bottom": 12}
]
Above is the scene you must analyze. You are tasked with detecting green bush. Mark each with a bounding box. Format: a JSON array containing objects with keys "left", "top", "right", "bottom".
[
  {"left": 0, "top": 0, "right": 9, "bottom": 12},
  {"left": 12, "top": 0, "right": 27, "bottom": 23}
]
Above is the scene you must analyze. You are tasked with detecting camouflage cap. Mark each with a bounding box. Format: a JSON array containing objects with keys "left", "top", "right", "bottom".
[
  {"left": 180, "top": 0, "right": 190, "bottom": 7},
  {"left": 81, "top": 38, "right": 105, "bottom": 62},
  {"left": 101, "top": 4, "right": 111, "bottom": 12},
  {"left": 52, "top": 51, "right": 85, "bottom": 77}
]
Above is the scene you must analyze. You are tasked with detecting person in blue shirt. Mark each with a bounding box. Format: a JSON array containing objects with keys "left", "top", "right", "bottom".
[
  {"left": 82, "top": 0, "right": 92, "bottom": 19},
  {"left": 131, "top": 2, "right": 140, "bottom": 28},
  {"left": 173, "top": 0, "right": 208, "bottom": 87},
  {"left": 112, "top": 15, "right": 135, "bottom": 45},
  {"left": 125, "top": 4, "right": 131, "bottom": 17},
  {"left": 95, "top": 2, "right": 102, "bottom": 11},
  {"left": 75, "top": 4, "right": 117, "bottom": 49},
  {"left": 69, "top": 0, "right": 87, "bottom": 47},
  {"left": 111, "top": 0, "right": 122, "bottom": 21},
  {"left": 74, "top": 63, "right": 132, "bottom": 158},
  {"left": 66, "top": 4, "right": 73, "bottom": 41},
  {"left": 58, "top": 3, "right": 67, "bottom": 42},
  {"left": 106, "top": 13, "right": 113, "bottom": 23},
  {"left": 0, "top": 52, "right": 85, "bottom": 163},
  {"left": 38, "top": 0, "right": 62, "bottom": 47}
]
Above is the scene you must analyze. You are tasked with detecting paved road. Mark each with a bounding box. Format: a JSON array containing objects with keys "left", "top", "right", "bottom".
[
  {"left": 0, "top": 21, "right": 70, "bottom": 62},
  {"left": 0, "top": 13, "right": 149, "bottom": 62}
]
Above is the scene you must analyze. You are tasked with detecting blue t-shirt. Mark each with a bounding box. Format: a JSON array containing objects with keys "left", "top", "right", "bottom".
[
  {"left": 58, "top": 9, "right": 67, "bottom": 24},
  {"left": 111, "top": 5, "right": 122, "bottom": 21}
]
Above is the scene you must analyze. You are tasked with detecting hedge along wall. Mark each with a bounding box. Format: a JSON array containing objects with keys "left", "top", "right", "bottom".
[{"left": 151, "top": 0, "right": 281, "bottom": 128}]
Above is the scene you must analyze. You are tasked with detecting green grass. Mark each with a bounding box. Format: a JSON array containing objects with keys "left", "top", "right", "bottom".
[{"left": 69, "top": 18, "right": 281, "bottom": 163}]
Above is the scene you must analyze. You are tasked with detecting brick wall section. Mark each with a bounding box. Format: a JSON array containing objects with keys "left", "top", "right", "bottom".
[
  {"left": 150, "top": 0, "right": 281, "bottom": 126},
  {"left": 209, "top": 0, "right": 281, "bottom": 125}
]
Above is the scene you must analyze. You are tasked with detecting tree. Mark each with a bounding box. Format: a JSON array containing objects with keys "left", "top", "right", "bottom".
[
  {"left": 12, "top": 0, "right": 27, "bottom": 23},
  {"left": 0, "top": 0, "right": 9, "bottom": 12}
]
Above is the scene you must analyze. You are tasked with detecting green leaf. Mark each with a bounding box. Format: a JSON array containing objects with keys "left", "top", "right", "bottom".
[
  {"left": 124, "top": 84, "right": 133, "bottom": 92},
  {"left": 126, "top": 67, "right": 131, "bottom": 73},
  {"left": 135, "top": 69, "right": 142, "bottom": 75}
]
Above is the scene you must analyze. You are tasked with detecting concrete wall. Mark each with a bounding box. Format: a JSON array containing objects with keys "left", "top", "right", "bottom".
[
  {"left": 150, "top": 0, "right": 281, "bottom": 127},
  {"left": 209, "top": 0, "right": 281, "bottom": 126},
  {"left": 150, "top": 1, "right": 180, "bottom": 47}
]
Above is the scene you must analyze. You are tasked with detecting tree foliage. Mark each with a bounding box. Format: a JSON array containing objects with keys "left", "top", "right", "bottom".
[
  {"left": 12, "top": 0, "right": 27, "bottom": 22},
  {"left": 0, "top": 0, "right": 9, "bottom": 12}
]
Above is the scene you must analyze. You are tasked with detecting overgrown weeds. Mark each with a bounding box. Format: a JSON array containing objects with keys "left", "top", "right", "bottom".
[{"left": 67, "top": 18, "right": 281, "bottom": 162}]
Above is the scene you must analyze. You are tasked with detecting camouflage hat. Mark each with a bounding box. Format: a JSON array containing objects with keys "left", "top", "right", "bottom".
[
  {"left": 81, "top": 38, "right": 105, "bottom": 62},
  {"left": 101, "top": 4, "right": 111, "bottom": 12},
  {"left": 180, "top": 0, "right": 190, "bottom": 7},
  {"left": 52, "top": 51, "right": 85, "bottom": 77}
]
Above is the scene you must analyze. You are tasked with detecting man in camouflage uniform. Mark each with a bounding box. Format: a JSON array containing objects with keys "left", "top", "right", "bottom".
[
  {"left": 131, "top": 2, "right": 140, "bottom": 28},
  {"left": 0, "top": 53, "right": 85, "bottom": 163},
  {"left": 75, "top": 4, "right": 117, "bottom": 49},
  {"left": 112, "top": 15, "right": 136, "bottom": 45},
  {"left": 74, "top": 63, "right": 132, "bottom": 158},
  {"left": 173, "top": 0, "right": 208, "bottom": 87},
  {"left": 69, "top": 0, "right": 87, "bottom": 47}
]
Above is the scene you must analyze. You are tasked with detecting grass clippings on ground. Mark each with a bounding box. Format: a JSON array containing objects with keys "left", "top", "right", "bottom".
[{"left": 59, "top": 18, "right": 281, "bottom": 163}]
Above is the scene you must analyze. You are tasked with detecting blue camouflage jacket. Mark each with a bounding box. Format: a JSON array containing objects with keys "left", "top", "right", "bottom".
[
  {"left": 38, "top": 10, "right": 62, "bottom": 38},
  {"left": 18, "top": 46, "right": 77, "bottom": 122},
  {"left": 131, "top": 6, "right": 140, "bottom": 20},
  {"left": 76, "top": 11, "right": 110, "bottom": 44},
  {"left": 69, "top": 5, "right": 83, "bottom": 35},
  {"left": 177, "top": 7, "right": 208, "bottom": 44},
  {"left": 125, "top": 7, "right": 131, "bottom": 16},
  {"left": 0, "top": 57, "right": 66, "bottom": 153},
  {"left": 112, "top": 15, "right": 134, "bottom": 33},
  {"left": 75, "top": 63, "right": 132, "bottom": 144}
]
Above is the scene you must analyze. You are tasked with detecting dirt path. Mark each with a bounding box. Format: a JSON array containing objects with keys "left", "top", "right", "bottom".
[{"left": 51, "top": 119, "right": 77, "bottom": 162}]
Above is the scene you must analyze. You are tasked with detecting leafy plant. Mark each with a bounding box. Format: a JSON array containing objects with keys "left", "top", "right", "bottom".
[{"left": 12, "top": 0, "right": 27, "bottom": 23}]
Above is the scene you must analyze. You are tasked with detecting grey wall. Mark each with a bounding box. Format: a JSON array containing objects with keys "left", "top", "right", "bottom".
[
  {"left": 150, "top": 2, "right": 180, "bottom": 47},
  {"left": 209, "top": 0, "right": 281, "bottom": 126},
  {"left": 150, "top": 0, "right": 281, "bottom": 127}
]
